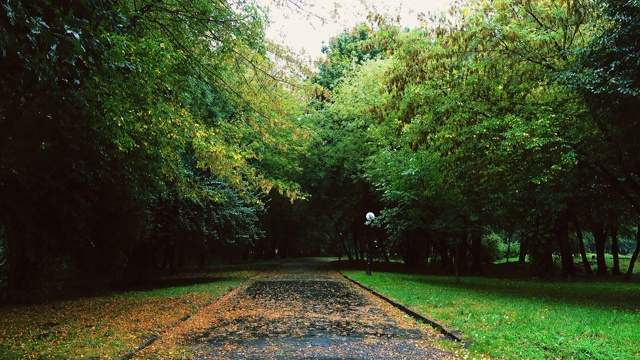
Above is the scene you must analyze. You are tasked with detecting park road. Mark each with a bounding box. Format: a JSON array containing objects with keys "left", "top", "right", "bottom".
[{"left": 142, "top": 259, "right": 460, "bottom": 359}]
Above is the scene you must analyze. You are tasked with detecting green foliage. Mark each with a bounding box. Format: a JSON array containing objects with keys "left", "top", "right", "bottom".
[
  {"left": 0, "top": 0, "right": 310, "bottom": 295},
  {"left": 570, "top": 0, "right": 640, "bottom": 99},
  {"left": 313, "top": 22, "right": 389, "bottom": 95},
  {"left": 565, "top": 0, "right": 640, "bottom": 214},
  {"left": 3, "top": 0, "right": 640, "bottom": 298},
  {"left": 480, "top": 233, "right": 503, "bottom": 263},
  {"left": 328, "top": 0, "right": 621, "bottom": 273},
  {"left": 277, "top": 21, "right": 403, "bottom": 259}
]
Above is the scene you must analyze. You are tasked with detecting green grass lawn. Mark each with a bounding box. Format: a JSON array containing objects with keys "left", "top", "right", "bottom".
[
  {"left": 344, "top": 270, "right": 640, "bottom": 359},
  {"left": 578, "top": 253, "right": 638, "bottom": 274}
]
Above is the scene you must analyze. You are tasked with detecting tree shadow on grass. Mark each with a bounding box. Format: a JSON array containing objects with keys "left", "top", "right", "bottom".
[
  {"left": 335, "top": 259, "right": 640, "bottom": 311},
  {"left": 409, "top": 274, "right": 640, "bottom": 311}
]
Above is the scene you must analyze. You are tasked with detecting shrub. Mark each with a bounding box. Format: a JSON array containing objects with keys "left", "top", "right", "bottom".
[
  {"left": 482, "top": 233, "right": 504, "bottom": 263},
  {"left": 504, "top": 241, "right": 520, "bottom": 260}
]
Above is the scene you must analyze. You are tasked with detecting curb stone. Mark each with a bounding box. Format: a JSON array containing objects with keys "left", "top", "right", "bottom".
[
  {"left": 341, "top": 272, "right": 466, "bottom": 344},
  {"left": 118, "top": 335, "right": 159, "bottom": 360}
]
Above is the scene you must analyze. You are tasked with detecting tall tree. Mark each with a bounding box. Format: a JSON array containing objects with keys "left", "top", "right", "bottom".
[
  {"left": 0, "top": 0, "right": 309, "bottom": 295},
  {"left": 364, "top": 0, "right": 598, "bottom": 275},
  {"left": 567, "top": 0, "right": 640, "bottom": 216},
  {"left": 275, "top": 21, "right": 401, "bottom": 260}
]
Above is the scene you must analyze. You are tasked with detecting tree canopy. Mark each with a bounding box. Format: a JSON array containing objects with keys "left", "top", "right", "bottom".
[
  {"left": 0, "top": 0, "right": 310, "bottom": 296},
  {"left": 1, "top": 0, "right": 640, "bottom": 299}
]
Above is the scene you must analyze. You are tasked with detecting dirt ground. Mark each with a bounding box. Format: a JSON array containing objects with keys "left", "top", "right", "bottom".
[{"left": 138, "top": 259, "right": 461, "bottom": 359}]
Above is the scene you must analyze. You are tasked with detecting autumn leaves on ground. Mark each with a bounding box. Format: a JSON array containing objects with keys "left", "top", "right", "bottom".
[
  {"left": 0, "top": 260, "right": 462, "bottom": 359},
  {"left": 0, "top": 267, "right": 258, "bottom": 359}
]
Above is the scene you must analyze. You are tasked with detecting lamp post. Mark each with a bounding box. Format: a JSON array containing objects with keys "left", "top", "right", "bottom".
[{"left": 365, "top": 212, "right": 375, "bottom": 276}]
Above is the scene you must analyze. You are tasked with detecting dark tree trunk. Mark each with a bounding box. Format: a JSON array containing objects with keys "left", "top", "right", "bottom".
[
  {"left": 279, "top": 238, "right": 289, "bottom": 259},
  {"left": 241, "top": 246, "right": 249, "bottom": 261},
  {"left": 528, "top": 216, "right": 554, "bottom": 277},
  {"left": 162, "top": 241, "right": 176, "bottom": 273},
  {"left": 338, "top": 230, "right": 352, "bottom": 261},
  {"left": 7, "top": 247, "right": 31, "bottom": 292},
  {"left": 401, "top": 231, "right": 419, "bottom": 268},
  {"left": 518, "top": 234, "right": 528, "bottom": 266},
  {"left": 267, "top": 219, "right": 277, "bottom": 260},
  {"left": 379, "top": 236, "right": 390, "bottom": 263},
  {"left": 591, "top": 222, "right": 608, "bottom": 275},
  {"left": 178, "top": 240, "right": 185, "bottom": 271},
  {"left": 505, "top": 231, "right": 513, "bottom": 263},
  {"left": 400, "top": 234, "right": 411, "bottom": 267},
  {"left": 557, "top": 211, "right": 575, "bottom": 276},
  {"left": 573, "top": 216, "right": 592, "bottom": 275},
  {"left": 452, "top": 244, "right": 460, "bottom": 284},
  {"left": 609, "top": 224, "right": 621, "bottom": 275},
  {"left": 435, "top": 239, "right": 453, "bottom": 270},
  {"left": 624, "top": 227, "right": 640, "bottom": 280},
  {"left": 424, "top": 231, "right": 432, "bottom": 267},
  {"left": 199, "top": 250, "right": 207, "bottom": 270},
  {"left": 351, "top": 222, "right": 361, "bottom": 261},
  {"left": 4, "top": 219, "right": 35, "bottom": 295},
  {"left": 359, "top": 231, "right": 366, "bottom": 260},
  {"left": 470, "top": 227, "right": 484, "bottom": 275},
  {"left": 458, "top": 229, "right": 469, "bottom": 274}
]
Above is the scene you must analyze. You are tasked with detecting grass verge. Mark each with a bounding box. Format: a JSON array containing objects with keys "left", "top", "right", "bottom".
[
  {"left": 0, "top": 265, "right": 263, "bottom": 359},
  {"left": 344, "top": 270, "right": 640, "bottom": 359}
]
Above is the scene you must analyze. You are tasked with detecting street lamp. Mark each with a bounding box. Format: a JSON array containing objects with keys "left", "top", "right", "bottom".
[
  {"left": 365, "top": 212, "right": 375, "bottom": 275},
  {"left": 366, "top": 212, "right": 375, "bottom": 221}
]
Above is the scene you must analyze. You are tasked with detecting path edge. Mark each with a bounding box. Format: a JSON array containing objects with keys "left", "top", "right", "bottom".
[
  {"left": 118, "top": 269, "right": 269, "bottom": 360},
  {"left": 340, "top": 272, "right": 464, "bottom": 343}
]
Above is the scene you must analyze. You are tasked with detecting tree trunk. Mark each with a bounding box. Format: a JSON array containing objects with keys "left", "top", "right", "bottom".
[
  {"left": 458, "top": 231, "right": 469, "bottom": 274},
  {"left": 379, "top": 236, "right": 390, "bottom": 263},
  {"left": 528, "top": 216, "right": 554, "bottom": 277},
  {"left": 452, "top": 244, "right": 460, "bottom": 284},
  {"left": 505, "top": 231, "right": 513, "bottom": 263},
  {"left": 338, "top": 231, "right": 352, "bottom": 261},
  {"left": 351, "top": 222, "right": 360, "bottom": 261},
  {"left": 401, "top": 230, "right": 419, "bottom": 267},
  {"left": 162, "top": 241, "right": 176, "bottom": 273},
  {"left": 400, "top": 233, "right": 410, "bottom": 266},
  {"left": 424, "top": 231, "right": 432, "bottom": 267},
  {"left": 591, "top": 222, "right": 608, "bottom": 275},
  {"left": 279, "top": 237, "right": 289, "bottom": 259},
  {"left": 624, "top": 227, "right": 640, "bottom": 280},
  {"left": 7, "top": 247, "right": 31, "bottom": 293},
  {"left": 267, "top": 219, "right": 277, "bottom": 259},
  {"left": 556, "top": 211, "right": 575, "bottom": 276},
  {"left": 609, "top": 224, "right": 621, "bottom": 275},
  {"left": 436, "top": 239, "right": 454, "bottom": 271},
  {"left": 573, "top": 216, "right": 593, "bottom": 275},
  {"left": 4, "top": 218, "right": 35, "bottom": 295},
  {"left": 199, "top": 249, "right": 207, "bottom": 270},
  {"left": 518, "top": 234, "right": 528, "bottom": 266},
  {"left": 470, "top": 227, "right": 484, "bottom": 275}
]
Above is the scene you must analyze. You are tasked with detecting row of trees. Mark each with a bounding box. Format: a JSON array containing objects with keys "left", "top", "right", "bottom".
[
  {"left": 0, "top": 0, "right": 312, "bottom": 298},
  {"left": 288, "top": 0, "right": 640, "bottom": 278},
  {"left": 1, "top": 0, "right": 639, "bottom": 299}
]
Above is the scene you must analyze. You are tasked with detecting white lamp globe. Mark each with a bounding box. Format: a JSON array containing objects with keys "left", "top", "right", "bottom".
[{"left": 365, "top": 212, "right": 375, "bottom": 221}]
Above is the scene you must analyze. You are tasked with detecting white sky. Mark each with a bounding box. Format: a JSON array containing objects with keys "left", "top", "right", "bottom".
[{"left": 254, "top": 0, "right": 453, "bottom": 61}]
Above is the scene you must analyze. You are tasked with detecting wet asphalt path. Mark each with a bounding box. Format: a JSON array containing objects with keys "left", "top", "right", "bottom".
[{"left": 189, "top": 259, "right": 457, "bottom": 359}]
